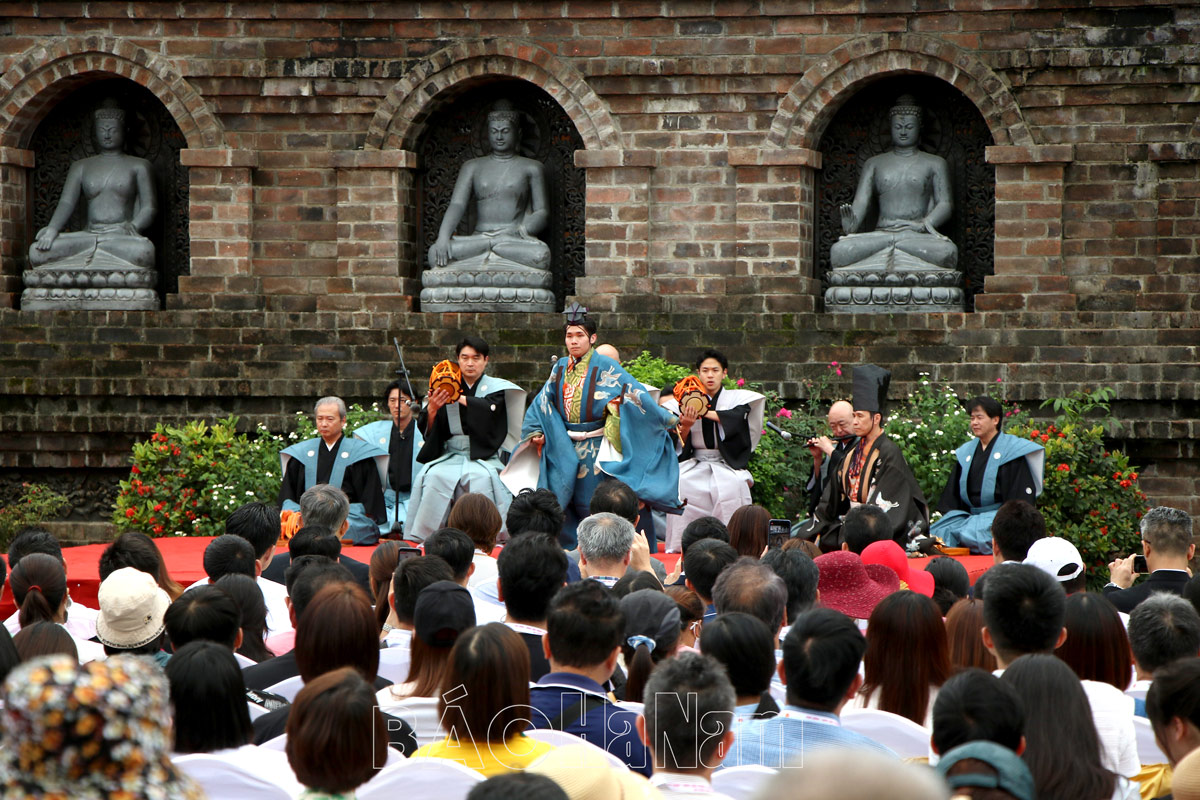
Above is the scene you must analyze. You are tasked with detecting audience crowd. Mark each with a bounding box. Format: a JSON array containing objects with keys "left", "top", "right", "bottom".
[{"left": 0, "top": 486, "right": 1196, "bottom": 800}]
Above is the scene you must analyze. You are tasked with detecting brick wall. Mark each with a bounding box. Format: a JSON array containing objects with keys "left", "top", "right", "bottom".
[{"left": 0, "top": 2, "right": 1197, "bottom": 516}]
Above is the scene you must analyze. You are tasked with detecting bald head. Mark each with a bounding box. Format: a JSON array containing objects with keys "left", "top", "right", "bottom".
[
  {"left": 828, "top": 401, "right": 854, "bottom": 437},
  {"left": 595, "top": 344, "right": 620, "bottom": 362}
]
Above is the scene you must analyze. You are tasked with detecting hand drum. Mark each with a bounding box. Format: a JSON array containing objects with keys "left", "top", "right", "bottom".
[
  {"left": 429, "top": 360, "right": 462, "bottom": 403},
  {"left": 674, "top": 375, "right": 710, "bottom": 417}
]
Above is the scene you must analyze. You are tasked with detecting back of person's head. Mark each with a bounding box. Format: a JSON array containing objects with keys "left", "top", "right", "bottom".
[
  {"left": 425, "top": 527, "right": 475, "bottom": 582},
  {"left": 1001, "top": 653, "right": 1115, "bottom": 800},
  {"left": 214, "top": 573, "right": 272, "bottom": 663},
  {"left": 755, "top": 748, "right": 950, "bottom": 800},
  {"left": 621, "top": 588, "right": 681, "bottom": 702},
  {"left": 284, "top": 553, "right": 329, "bottom": 595},
  {"left": 781, "top": 608, "right": 866, "bottom": 711},
  {"left": 440, "top": 623, "right": 531, "bottom": 743},
  {"left": 298, "top": 485, "right": 350, "bottom": 537},
  {"left": 7, "top": 527, "right": 63, "bottom": 571},
  {"left": 447, "top": 493, "right": 503, "bottom": 552},
  {"left": 588, "top": 479, "right": 638, "bottom": 524},
  {"left": 295, "top": 582, "right": 379, "bottom": 682},
  {"left": 1130, "top": 593, "right": 1200, "bottom": 675},
  {"left": 466, "top": 773, "right": 569, "bottom": 800},
  {"left": 99, "top": 531, "right": 161, "bottom": 582},
  {"left": 842, "top": 504, "right": 890, "bottom": 554},
  {"left": 288, "top": 558, "right": 353, "bottom": 620},
  {"left": 391, "top": 556, "right": 455, "bottom": 626},
  {"left": 546, "top": 579, "right": 623, "bottom": 669},
  {"left": 576, "top": 512, "right": 636, "bottom": 566},
  {"left": 164, "top": 585, "right": 240, "bottom": 650},
  {"left": 990, "top": 501, "right": 1046, "bottom": 562},
  {"left": 727, "top": 505, "right": 770, "bottom": 559},
  {"left": 932, "top": 668, "right": 1025, "bottom": 755},
  {"left": 202, "top": 534, "right": 257, "bottom": 582},
  {"left": 760, "top": 547, "right": 819, "bottom": 623},
  {"left": 981, "top": 564, "right": 1065, "bottom": 663},
  {"left": 1055, "top": 591, "right": 1132, "bottom": 690},
  {"left": 642, "top": 652, "right": 735, "bottom": 769},
  {"left": 1146, "top": 657, "right": 1200, "bottom": 745},
  {"left": 406, "top": 581, "right": 476, "bottom": 696},
  {"left": 13, "top": 621, "right": 77, "bottom": 663},
  {"left": 861, "top": 590, "right": 950, "bottom": 724},
  {"left": 666, "top": 585, "right": 704, "bottom": 637},
  {"left": 1142, "top": 506, "right": 1195, "bottom": 559},
  {"left": 927, "top": 556, "right": 971, "bottom": 615},
  {"left": 223, "top": 501, "right": 280, "bottom": 559},
  {"left": 369, "top": 542, "right": 403, "bottom": 628},
  {"left": 506, "top": 488, "right": 566, "bottom": 539},
  {"left": 681, "top": 516, "right": 729, "bottom": 554},
  {"left": 96, "top": 567, "right": 169, "bottom": 657},
  {"left": 712, "top": 557, "right": 787, "bottom": 632},
  {"left": 683, "top": 538, "right": 738, "bottom": 602},
  {"left": 10, "top": 552, "right": 67, "bottom": 629},
  {"left": 946, "top": 597, "right": 997, "bottom": 672},
  {"left": 165, "top": 640, "right": 252, "bottom": 753},
  {"left": 699, "top": 611, "right": 776, "bottom": 700},
  {"left": 497, "top": 533, "right": 568, "bottom": 622},
  {"left": 287, "top": 667, "right": 387, "bottom": 795},
  {"left": 612, "top": 570, "right": 662, "bottom": 599},
  {"left": 288, "top": 527, "right": 341, "bottom": 560}
]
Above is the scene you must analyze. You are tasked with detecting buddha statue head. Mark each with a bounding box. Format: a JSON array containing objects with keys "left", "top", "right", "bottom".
[
  {"left": 889, "top": 95, "right": 922, "bottom": 149},
  {"left": 486, "top": 100, "right": 522, "bottom": 156},
  {"left": 93, "top": 99, "right": 127, "bottom": 152}
]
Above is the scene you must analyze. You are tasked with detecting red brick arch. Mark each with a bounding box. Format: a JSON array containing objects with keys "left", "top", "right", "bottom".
[
  {"left": 768, "top": 34, "right": 1034, "bottom": 152},
  {"left": 0, "top": 36, "right": 224, "bottom": 150},
  {"left": 365, "top": 40, "right": 621, "bottom": 153}
]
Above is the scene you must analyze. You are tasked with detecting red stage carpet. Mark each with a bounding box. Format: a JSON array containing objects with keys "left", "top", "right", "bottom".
[{"left": 0, "top": 538, "right": 995, "bottom": 617}]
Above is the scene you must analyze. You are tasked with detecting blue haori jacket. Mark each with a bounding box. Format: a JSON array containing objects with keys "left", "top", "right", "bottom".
[
  {"left": 279, "top": 436, "right": 388, "bottom": 544},
  {"left": 353, "top": 419, "right": 424, "bottom": 534},
  {"left": 930, "top": 432, "right": 1044, "bottom": 554},
  {"left": 503, "top": 351, "right": 682, "bottom": 514}
]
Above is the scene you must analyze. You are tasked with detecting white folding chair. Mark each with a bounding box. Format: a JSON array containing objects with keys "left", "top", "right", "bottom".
[
  {"left": 712, "top": 765, "right": 777, "bottom": 800},
  {"left": 1134, "top": 716, "right": 1169, "bottom": 765},
  {"left": 233, "top": 652, "right": 257, "bottom": 669},
  {"left": 839, "top": 708, "right": 931, "bottom": 759},
  {"left": 172, "top": 751, "right": 297, "bottom": 800},
  {"left": 1125, "top": 685, "right": 1149, "bottom": 702},
  {"left": 615, "top": 700, "right": 644, "bottom": 715},
  {"left": 261, "top": 734, "right": 287, "bottom": 752},
  {"left": 377, "top": 645, "right": 412, "bottom": 685},
  {"left": 523, "top": 728, "right": 627, "bottom": 770},
  {"left": 357, "top": 756, "right": 483, "bottom": 800},
  {"left": 376, "top": 695, "right": 445, "bottom": 747},
  {"left": 247, "top": 701, "right": 272, "bottom": 721},
  {"left": 265, "top": 675, "right": 304, "bottom": 703}
]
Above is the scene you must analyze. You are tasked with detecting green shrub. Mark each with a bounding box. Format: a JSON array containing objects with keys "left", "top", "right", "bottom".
[{"left": 0, "top": 483, "right": 70, "bottom": 549}]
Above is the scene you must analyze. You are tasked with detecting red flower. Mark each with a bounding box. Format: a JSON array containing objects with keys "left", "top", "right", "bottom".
[
  {"left": 1030, "top": 430, "right": 1040, "bottom": 438},
  {"left": 1130, "top": 472, "right": 1138, "bottom": 481},
  {"left": 153, "top": 503, "right": 163, "bottom": 512},
  {"left": 1113, "top": 472, "right": 1122, "bottom": 480},
  {"left": 125, "top": 508, "right": 136, "bottom": 518},
  {"left": 1089, "top": 509, "right": 1100, "bottom": 517},
  {"left": 1101, "top": 526, "right": 1109, "bottom": 535},
  {"left": 1120, "top": 480, "right": 1132, "bottom": 488},
  {"left": 1041, "top": 435, "right": 1050, "bottom": 443},
  {"left": 131, "top": 466, "right": 140, "bottom": 474},
  {"left": 1111, "top": 503, "right": 1119, "bottom": 510},
  {"left": 152, "top": 525, "right": 164, "bottom": 534},
  {"left": 1056, "top": 464, "right": 1070, "bottom": 472}
]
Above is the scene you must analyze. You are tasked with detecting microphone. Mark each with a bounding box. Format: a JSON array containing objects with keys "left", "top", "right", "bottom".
[{"left": 765, "top": 422, "right": 793, "bottom": 440}]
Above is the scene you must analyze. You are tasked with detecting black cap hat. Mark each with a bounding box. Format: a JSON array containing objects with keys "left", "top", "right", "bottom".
[
  {"left": 414, "top": 581, "right": 476, "bottom": 647},
  {"left": 851, "top": 364, "right": 891, "bottom": 416}
]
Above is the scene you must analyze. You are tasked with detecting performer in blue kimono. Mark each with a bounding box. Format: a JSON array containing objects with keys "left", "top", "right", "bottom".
[
  {"left": 279, "top": 396, "right": 388, "bottom": 545},
  {"left": 404, "top": 336, "right": 526, "bottom": 543},
  {"left": 660, "top": 349, "right": 766, "bottom": 553},
  {"left": 503, "top": 304, "right": 682, "bottom": 548},
  {"left": 931, "top": 395, "right": 1044, "bottom": 554},
  {"left": 353, "top": 378, "right": 424, "bottom": 539}
]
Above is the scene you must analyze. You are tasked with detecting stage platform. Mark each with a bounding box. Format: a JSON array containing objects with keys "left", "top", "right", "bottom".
[{"left": 0, "top": 538, "right": 996, "bottom": 617}]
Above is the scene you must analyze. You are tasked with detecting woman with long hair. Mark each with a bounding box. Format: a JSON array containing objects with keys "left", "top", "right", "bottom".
[
  {"left": 1056, "top": 591, "right": 1133, "bottom": 691},
  {"left": 214, "top": 573, "right": 274, "bottom": 663},
  {"left": 369, "top": 541, "right": 403, "bottom": 636},
  {"left": 665, "top": 585, "right": 704, "bottom": 651},
  {"left": 727, "top": 504, "right": 770, "bottom": 559},
  {"left": 10, "top": 553, "right": 105, "bottom": 662},
  {"left": 945, "top": 597, "right": 996, "bottom": 673},
  {"left": 166, "top": 640, "right": 254, "bottom": 754},
  {"left": 99, "top": 531, "right": 185, "bottom": 601},
  {"left": 619, "top": 588, "right": 681, "bottom": 703},
  {"left": 849, "top": 590, "right": 950, "bottom": 726},
  {"left": 412, "top": 623, "right": 555, "bottom": 775},
  {"left": 1003, "top": 654, "right": 1138, "bottom": 800}
]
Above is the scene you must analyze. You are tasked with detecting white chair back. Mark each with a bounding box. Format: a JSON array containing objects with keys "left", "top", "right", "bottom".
[
  {"left": 524, "top": 728, "right": 627, "bottom": 770},
  {"left": 233, "top": 652, "right": 257, "bottom": 669},
  {"left": 261, "top": 734, "right": 287, "bottom": 752},
  {"left": 265, "top": 675, "right": 304, "bottom": 703},
  {"left": 1134, "top": 716, "right": 1169, "bottom": 765},
  {"left": 712, "top": 764, "right": 777, "bottom": 800},
  {"left": 839, "top": 708, "right": 931, "bottom": 759},
  {"left": 377, "top": 644, "right": 412, "bottom": 685},
  {"left": 172, "top": 751, "right": 296, "bottom": 800},
  {"left": 615, "top": 700, "right": 644, "bottom": 715},
  {"left": 357, "top": 756, "right": 484, "bottom": 800},
  {"left": 1125, "top": 685, "right": 1149, "bottom": 702},
  {"left": 376, "top": 694, "right": 445, "bottom": 747}
]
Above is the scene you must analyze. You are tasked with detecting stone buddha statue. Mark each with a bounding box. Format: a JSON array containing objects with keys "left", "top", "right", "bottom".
[
  {"left": 420, "top": 99, "right": 555, "bottom": 312},
  {"left": 22, "top": 99, "right": 158, "bottom": 310},
  {"left": 825, "top": 94, "right": 964, "bottom": 312}
]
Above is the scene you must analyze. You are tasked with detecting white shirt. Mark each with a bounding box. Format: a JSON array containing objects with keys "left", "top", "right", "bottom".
[
  {"left": 378, "top": 628, "right": 413, "bottom": 685},
  {"left": 376, "top": 685, "right": 444, "bottom": 746},
  {"left": 468, "top": 551, "right": 500, "bottom": 602},
  {"left": 5, "top": 599, "right": 99, "bottom": 641},
  {"left": 1081, "top": 679, "right": 1140, "bottom": 778},
  {"left": 469, "top": 586, "right": 507, "bottom": 624},
  {"left": 650, "top": 772, "right": 735, "bottom": 799},
  {"left": 186, "top": 575, "right": 292, "bottom": 636},
  {"left": 172, "top": 744, "right": 302, "bottom": 799}
]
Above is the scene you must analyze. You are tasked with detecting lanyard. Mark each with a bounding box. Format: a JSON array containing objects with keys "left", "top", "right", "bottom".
[
  {"left": 654, "top": 777, "right": 716, "bottom": 794},
  {"left": 776, "top": 708, "right": 841, "bottom": 727},
  {"left": 505, "top": 622, "right": 546, "bottom": 637}
]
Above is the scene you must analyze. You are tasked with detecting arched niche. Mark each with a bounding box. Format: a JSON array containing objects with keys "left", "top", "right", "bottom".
[
  {"left": 26, "top": 77, "right": 189, "bottom": 305},
  {"left": 414, "top": 78, "right": 586, "bottom": 310},
  {"left": 815, "top": 76, "right": 995, "bottom": 310}
]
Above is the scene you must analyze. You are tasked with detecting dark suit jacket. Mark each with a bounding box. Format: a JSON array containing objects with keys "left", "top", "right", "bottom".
[
  {"left": 262, "top": 551, "right": 372, "bottom": 595},
  {"left": 241, "top": 651, "right": 299, "bottom": 692},
  {"left": 1103, "top": 569, "right": 1190, "bottom": 613}
]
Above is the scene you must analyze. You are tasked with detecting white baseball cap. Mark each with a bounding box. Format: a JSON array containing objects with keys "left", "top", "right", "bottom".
[{"left": 1023, "top": 536, "right": 1084, "bottom": 583}]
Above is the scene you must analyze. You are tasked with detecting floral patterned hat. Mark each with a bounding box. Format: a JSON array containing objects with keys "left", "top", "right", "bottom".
[{"left": 0, "top": 655, "right": 203, "bottom": 800}]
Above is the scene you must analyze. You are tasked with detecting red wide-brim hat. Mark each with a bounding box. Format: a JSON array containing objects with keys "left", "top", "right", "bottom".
[
  {"left": 861, "top": 539, "right": 936, "bottom": 597},
  {"left": 815, "top": 550, "right": 901, "bottom": 620}
]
